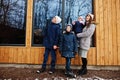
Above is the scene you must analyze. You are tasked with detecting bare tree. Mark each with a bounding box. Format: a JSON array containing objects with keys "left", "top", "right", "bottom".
[{"left": 0, "top": 0, "right": 19, "bottom": 25}]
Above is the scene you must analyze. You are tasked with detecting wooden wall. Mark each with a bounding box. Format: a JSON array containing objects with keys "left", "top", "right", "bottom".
[
  {"left": 0, "top": 0, "right": 120, "bottom": 66},
  {"left": 95, "top": 0, "right": 120, "bottom": 65}
]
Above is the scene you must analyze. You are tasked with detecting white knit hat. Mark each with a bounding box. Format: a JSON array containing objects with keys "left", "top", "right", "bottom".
[
  {"left": 55, "top": 16, "right": 62, "bottom": 24},
  {"left": 88, "top": 13, "right": 94, "bottom": 20},
  {"left": 79, "top": 16, "right": 84, "bottom": 20}
]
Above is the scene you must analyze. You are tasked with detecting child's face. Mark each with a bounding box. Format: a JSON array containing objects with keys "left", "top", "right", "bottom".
[
  {"left": 78, "top": 17, "right": 83, "bottom": 21},
  {"left": 66, "top": 26, "right": 71, "bottom": 32},
  {"left": 52, "top": 17, "right": 56, "bottom": 23}
]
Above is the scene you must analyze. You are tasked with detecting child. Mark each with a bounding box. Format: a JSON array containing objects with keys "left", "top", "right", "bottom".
[
  {"left": 72, "top": 16, "right": 85, "bottom": 34},
  {"left": 37, "top": 16, "right": 61, "bottom": 74},
  {"left": 72, "top": 16, "right": 85, "bottom": 47},
  {"left": 59, "top": 24, "right": 77, "bottom": 78}
]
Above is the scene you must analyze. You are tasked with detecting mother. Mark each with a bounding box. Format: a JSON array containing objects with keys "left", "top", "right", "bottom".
[{"left": 77, "top": 13, "right": 96, "bottom": 75}]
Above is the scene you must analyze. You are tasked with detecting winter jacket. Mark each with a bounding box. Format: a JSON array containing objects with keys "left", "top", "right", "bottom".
[
  {"left": 77, "top": 24, "right": 96, "bottom": 50},
  {"left": 43, "top": 22, "right": 60, "bottom": 49},
  {"left": 59, "top": 31, "right": 78, "bottom": 58},
  {"left": 72, "top": 21, "right": 84, "bottom": 34}
]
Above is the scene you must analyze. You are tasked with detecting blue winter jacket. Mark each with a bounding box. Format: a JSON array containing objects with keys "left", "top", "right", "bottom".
[
  {"left": 59, "top": 31, "right": 78, "bottom": 58},
  {"left": 72, "top": 21, "right": 84, "bottom": 34},
  {"left": 43, "top": 22, "right": 60, "bottom": 49}
]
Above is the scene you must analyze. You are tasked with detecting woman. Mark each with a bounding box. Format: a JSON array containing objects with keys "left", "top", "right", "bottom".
[{"left": 77, "top": 13, "right": 96, "bottom": 75}]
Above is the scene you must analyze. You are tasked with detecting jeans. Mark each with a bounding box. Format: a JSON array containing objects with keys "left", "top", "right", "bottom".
[
  {"left": 65, "top": 58, "right": 71, "bottom": 71},
  {"left": 42, "top": 48, "right": 56, "bottom": 69}
]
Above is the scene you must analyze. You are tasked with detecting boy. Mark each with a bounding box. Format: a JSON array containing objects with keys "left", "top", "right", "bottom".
[
  {"left": 59, "top": 24, "right": 77, "bottom": 78},
  {"left": 37, "top": 16, "right": 61, "bottom": 74}
]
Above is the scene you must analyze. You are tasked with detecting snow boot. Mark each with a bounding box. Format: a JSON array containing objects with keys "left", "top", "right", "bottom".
[
  {"left": 36, "top": 68, "right": 45, "bottom": 74},
  {"left": 78, "top": 68, "right": 87, "bottom": 75},
  {"left": 66, "top": 71, "right": 76, "bottom": 78}
]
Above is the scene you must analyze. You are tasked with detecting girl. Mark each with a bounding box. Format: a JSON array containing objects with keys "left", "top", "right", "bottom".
[
  {"left": 59, "top": 24, "right": 77, "bottom": 78},
  {"left": 77, "top": 13, "right": 96, "bottom": 75}
]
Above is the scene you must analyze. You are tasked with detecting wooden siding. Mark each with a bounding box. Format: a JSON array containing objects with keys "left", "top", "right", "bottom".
[{"left": 0, "top": 0, "right": 120, "bottom": 65}]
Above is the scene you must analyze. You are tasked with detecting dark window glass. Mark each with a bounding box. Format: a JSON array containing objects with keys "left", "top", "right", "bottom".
[
  {"left": 0, "top": 0, "right": 27, "bottom": 46},
  {"left": 32, "top": 0, "right": 62, "bottom": 46},
  {"left": 32, "top": 0, "right": 94, "bottom": 46}
]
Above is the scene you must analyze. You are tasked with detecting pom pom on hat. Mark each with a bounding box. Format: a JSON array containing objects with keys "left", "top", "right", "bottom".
[
  {"left": 55, "top": 16, "right": 62, "bottom": 24},
  {"left": 88, "top": 13, "right": 94, "bottom": 20}
]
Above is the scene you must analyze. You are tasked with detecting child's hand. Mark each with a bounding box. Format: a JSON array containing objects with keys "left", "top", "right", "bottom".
[
  {"left": 72, "top": 21, "right": 76, "bottom": 25},
  {"left": 53, "top": 45, "right": 58, "bottom": 50}
]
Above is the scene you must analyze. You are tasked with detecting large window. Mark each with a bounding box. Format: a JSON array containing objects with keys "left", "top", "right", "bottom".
[
  {"left": 32, "top": 0, "right": 93, "bottom": 46},
  {"left": 0, "top": 0, "right": 27, "bottom": 46}
]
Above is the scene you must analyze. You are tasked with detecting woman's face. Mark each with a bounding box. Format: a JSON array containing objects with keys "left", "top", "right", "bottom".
[
  {"left": 86, "top": 15, "right": 91, "bottom": 21},
  {"left": 66, "top": 26, "right": 71, "bottom": 32}
]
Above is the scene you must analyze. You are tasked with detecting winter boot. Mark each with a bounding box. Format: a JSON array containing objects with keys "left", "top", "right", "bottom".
[
  {"left": 78, "top": 58, "right": 87, "bottom": 75},
  {"left": 66, "top": 71, "right": 76, "bottom": 78},
  {"left": 36, "top": 68, "right": 45, "bottom": 74},
  {"left": 78, "top": 68, "right": 87, "bottom": 75},
  {"left": 49, "top": 68, "right": 55, "bottom": 74}
]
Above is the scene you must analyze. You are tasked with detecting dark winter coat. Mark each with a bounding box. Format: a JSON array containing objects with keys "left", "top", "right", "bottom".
[
  {"left": 72, "top": 21, "right": 84, "bottom": 34},
  {"left": 59, "top": 31, "right": 78, "bottom": 58},
  {"left": 43, "top": 22, "right": 60, "bottom": 49}
]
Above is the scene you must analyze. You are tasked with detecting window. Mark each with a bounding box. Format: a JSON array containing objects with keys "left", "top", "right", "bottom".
[
  {"left": 0, "top": 0, "right": 27, "bottom": 46},
  {"left": 32, "top": 0, "right": 94, "bottom": 46}
]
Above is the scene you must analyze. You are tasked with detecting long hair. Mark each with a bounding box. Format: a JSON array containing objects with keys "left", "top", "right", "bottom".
[{"left": 85, "top": 14, "right": 93, "bottom": 28}]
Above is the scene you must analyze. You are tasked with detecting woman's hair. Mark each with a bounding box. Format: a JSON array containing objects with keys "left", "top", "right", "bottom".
[{"left": 85, "top": 14, "right": 93, "bottom": 28}]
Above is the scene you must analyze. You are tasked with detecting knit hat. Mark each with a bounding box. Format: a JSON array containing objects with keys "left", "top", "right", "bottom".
[
  {"left": 65, "top": 24, "right": 72, "bottom": 30},
  {"left": 55, "top": 16, "right": 62, "bottom": 24},
  {"left": 88, "top": 13, "right": 94, "bottom": 20},
  {"left": 78, "top": 16, "right": 84, "bottom": 21}
]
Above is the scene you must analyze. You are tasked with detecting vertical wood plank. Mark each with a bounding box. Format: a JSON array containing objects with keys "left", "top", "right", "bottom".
[
  {"left": 111, "top": 0, "right": 118, "bottom": 65},
  {"left": 0, "top": 48, "right": 1, "bottom": 62},
  {"left": 26, "top": 48, "right": 31, "bottom": 63},
  {"left": 0, "top": 48, "right": 4, "bottom": 62},
  {"left": 34, "top": 48, "right": 39, "bottom": 64},
  {"left": 87, "top": 48, "right": 93, "bottom": 65},
  {"left": 103, "top": 0, "right": 109, "bottom": 65},
  {"left": 99, "top": 0, "right": 105, "bottom": 65},
  {"left": 8, "top": 48, "right": 13, "bottom": 63},
  {"left": 13, "top": 48, "right": 18, "bottom": 63},
  {"left": 38, "top": 48, "right": 44, "bottom": 64},
  {"left": 17, "top": 48, "right": 22, "bottom": 63},
  {"left": 116, "top": 0, "right": 120, "bottom": 65},
  {"left": 95, "top": 0, "right": 100, "bottom": 65},
  {"left": 26, "top": 0, "right": 33, "bottom": 47},
  {"left": 31, "top": 48, "right": 35, "bottom": 64},
  {"left": 108, "top": 0, "right": 113, "bottom": 65}
]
